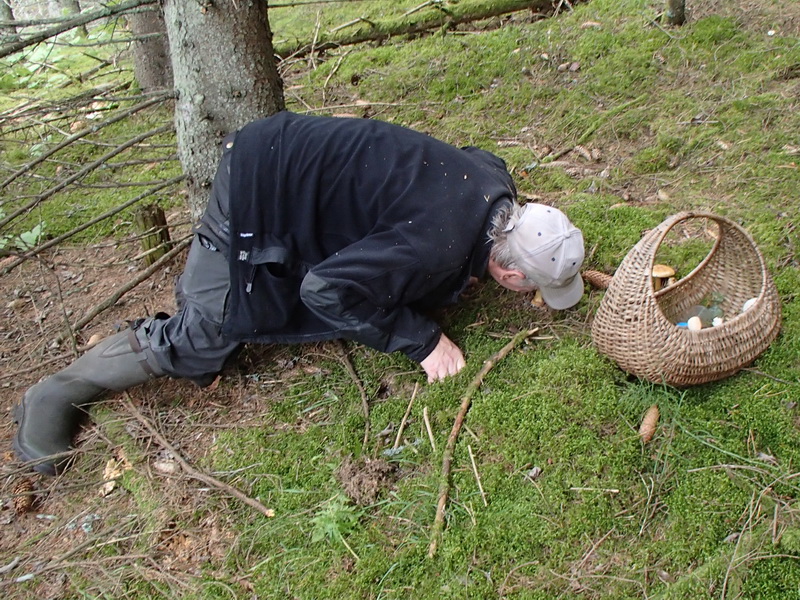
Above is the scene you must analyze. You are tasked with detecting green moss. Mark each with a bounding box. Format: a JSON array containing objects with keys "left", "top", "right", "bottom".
[{"left": 5, "top": 0, "right": 800, "bottom": 598}]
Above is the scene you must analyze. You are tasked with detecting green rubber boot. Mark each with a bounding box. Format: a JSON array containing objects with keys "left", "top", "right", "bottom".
[{"left": 13, "top": 324, "right": 163, "bottom": 475}]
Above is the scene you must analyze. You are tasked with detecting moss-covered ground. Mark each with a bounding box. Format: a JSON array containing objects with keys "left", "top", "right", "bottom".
[{"left": 1, "top": 1, "right": 799, "bottom": 598}]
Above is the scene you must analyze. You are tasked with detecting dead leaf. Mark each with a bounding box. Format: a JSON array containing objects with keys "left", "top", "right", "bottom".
[
  {"left": 204, "top": 375, "right": 221, "bottom": 392},
  {"left": 574, "top": 145, "right": 593, "bottom": 161},
  {"left": 6, "top": 298, "right": 27, "bottom": 310},
  {"left": 153, "top": 459, "right": 180, "bottom": 475},
  {"left": 756, "top": 452, "right": 777, "bottom": 464},
  {"left": 86, "top": 334, "right": 103, "bottom": 347},
  {"left": 100, "top": 456, "right": 131, "bottom": 497},
  {"left": 656, "top": 569, "right": 675, "bottom": 583}
]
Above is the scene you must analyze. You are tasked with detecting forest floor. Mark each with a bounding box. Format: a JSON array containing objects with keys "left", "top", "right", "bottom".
[{"left": 1, "top": 0, "right": 800, "bottom": 598}]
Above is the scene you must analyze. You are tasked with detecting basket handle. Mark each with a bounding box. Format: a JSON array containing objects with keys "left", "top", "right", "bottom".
[{"left": 642, "top": 211, "right": 767, "bottom": 288}]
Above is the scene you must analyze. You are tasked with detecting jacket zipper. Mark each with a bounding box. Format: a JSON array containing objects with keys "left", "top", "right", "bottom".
[{"left": 245, "top": 264, "right": 257, "bottom": 293}]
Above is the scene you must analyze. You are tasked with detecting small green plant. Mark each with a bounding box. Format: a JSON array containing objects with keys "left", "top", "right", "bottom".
[
  {"left": 0, "top": 208, "right": 45, "bottom": 251},
  {"left": 310, "top": 494, "right": 361, "bottom": 561}
]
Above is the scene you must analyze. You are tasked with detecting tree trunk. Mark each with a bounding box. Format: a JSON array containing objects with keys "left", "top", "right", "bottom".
[
  {"left": 664, "top": 0, "right": 686, "bottom": 26},
  {"left": 162, "top": 0, "right": 285, "bottom": 219},
  {"left": 128, "top": 5, "right": 172, "bottom": 92},
  {"left": 0, "top": 1, "right": 18, "bottom": 43},
  {"left": 59, "top": 0, "right": 87, "bottom": 37}
]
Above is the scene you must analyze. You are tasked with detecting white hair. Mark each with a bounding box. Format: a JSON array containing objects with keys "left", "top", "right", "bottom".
[{"left": 487, "top": 203, "right": 537, "bottom": 285}]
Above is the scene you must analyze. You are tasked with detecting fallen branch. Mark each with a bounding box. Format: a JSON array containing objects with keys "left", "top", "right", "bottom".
[
  {"left": 428, "top": 328, "right": 536, "bottom": 558},
  {"left": 0, "top": 123, "right": 173, "bottom": 231},
  {"left": 71, "top": 234, "right": 191, "bottom": 331},
  {"left": 0, "top": 94, "right": 169, "bottom": 191},
  {"left": 0, "top": 81, "right": 132, "bottom": 128},
  {"left": 0, "top": 0, "right": 156, "bottom": 60},
  {"left": 275, "top": 0, "right": 563, "bottom": 60},
  {"left": 1, "top": 175, "right": 185, "bottom": 275},
  {"left": 123, "top": 395, "right": 276, "bottom": 519}
]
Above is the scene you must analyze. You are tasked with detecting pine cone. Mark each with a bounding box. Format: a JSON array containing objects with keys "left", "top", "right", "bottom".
[
  {"left": 583, "top": 269, "right": 613, "bottom": 290},
  {"left": 13, "top": 478, "right": 35, "bottom": 515}
]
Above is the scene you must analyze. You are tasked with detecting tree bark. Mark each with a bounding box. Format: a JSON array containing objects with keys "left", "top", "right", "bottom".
[
  {"left": 0, "top": 0, "right": 156, "bottom": 60},
  {"left": 664, "top": 0, "right": 686, "bottom": 26},
  {"left": 163, "top": 0, "right": 285, "bottom": 218},
  {"left": 0, "top": 0, "right": 18, "bottom": 43},
  {"left": 59, "top": 0, "right": 87, "bottom": 37},
  {"left": 127, "top": 5, "right": 173, "bottom": 92}
]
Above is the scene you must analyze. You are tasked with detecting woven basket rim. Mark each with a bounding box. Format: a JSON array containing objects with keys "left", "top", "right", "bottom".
[{"left": 647, "top": 211, "right": 770, "bottom": 300}]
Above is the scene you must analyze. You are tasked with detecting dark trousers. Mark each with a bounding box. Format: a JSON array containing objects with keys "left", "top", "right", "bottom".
[
  {"left": 146, "top": 236, "right": 240, "bottom": 383},
  {"left": 145, "top": 135, "right": 240, "bottom": 383}
]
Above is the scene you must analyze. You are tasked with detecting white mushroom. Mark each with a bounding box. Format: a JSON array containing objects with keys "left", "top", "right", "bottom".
[{"left": 687, "top": 316, "right": 703, "bottom": 331}]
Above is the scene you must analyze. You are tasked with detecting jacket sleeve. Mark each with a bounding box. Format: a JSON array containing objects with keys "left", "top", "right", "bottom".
[{"left": 298, "top": 229, "right": 451, "bottom": 363}]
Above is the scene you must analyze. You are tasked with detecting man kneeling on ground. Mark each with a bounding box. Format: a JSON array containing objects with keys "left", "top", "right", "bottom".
[{"left": 13, "top": 112, "right": 586, "bottom": 475}]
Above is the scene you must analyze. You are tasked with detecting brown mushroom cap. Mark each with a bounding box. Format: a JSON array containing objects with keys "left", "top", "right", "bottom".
[{"left": 652, "top": 264, "right": 676, "bottom": 278}]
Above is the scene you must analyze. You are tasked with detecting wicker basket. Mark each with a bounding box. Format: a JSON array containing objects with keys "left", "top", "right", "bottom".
[{"left": 591, "top": 211, "right": 782, "bottom": 386}]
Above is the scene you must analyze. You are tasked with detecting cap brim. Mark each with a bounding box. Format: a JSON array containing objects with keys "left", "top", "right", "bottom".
[{"left": 539, "top": 273, "right": 584, "bottom": 310}]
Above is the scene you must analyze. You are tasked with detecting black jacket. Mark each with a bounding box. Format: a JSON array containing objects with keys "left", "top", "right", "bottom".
[{"left": 222, "top": 112, "right": 515, "bottom": 362}]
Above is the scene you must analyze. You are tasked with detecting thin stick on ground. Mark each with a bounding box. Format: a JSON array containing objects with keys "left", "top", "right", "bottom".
[
  {"left": 423, "top": 406, "right": 436, "bottom": 451},
  {"left": 428, "top": 328, "right": 537, "bottom": 558},
  {"left": 467, "top": 444, "right": 487, "bottom": 507},
  {"left": 335, "top": 340, "right": 371, "bottom": 451},
  {"left": 123, "top": 395, "right": 275, "bottom": 519},
  {"left": 393, "top": 382, "right": 419, "bottom": 449}
]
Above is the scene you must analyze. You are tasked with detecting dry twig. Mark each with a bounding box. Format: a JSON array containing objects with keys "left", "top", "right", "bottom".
[
  {"left": 0, "top": 94, "right": 168, "bottom": 191},
  {"left": 423, "top": 405, "right": 436, "bottom": 451},
  {"left": 428, "top": 328, "right": 537, "bottom": 557},
  {"left": 467, "top": 444, "right": 487, "bottom": 507},
  {"left": 393, "top": 382, "right": 419, "bottom": 449},
  {"left": 335, "top": 340, "right": 371, "bottom": 451},
  {"left": 71, "top": 235, "right": 191, "bottom": 331},
  {"left": 1, "top": 175, "right": 185, "bottom": 275},
  {"left": 123, "top": 395, "right": 275, "bottom": 519},
  {"left": 0, "top": 123, "right": 173, "bottom": 232}
]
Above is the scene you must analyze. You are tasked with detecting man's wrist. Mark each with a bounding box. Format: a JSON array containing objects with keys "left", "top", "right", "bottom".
[{"left": 407, "top": 331, "right": 442, "bottom": 364}]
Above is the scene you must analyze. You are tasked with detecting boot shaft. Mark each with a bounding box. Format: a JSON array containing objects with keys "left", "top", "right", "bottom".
[{"left": 14, "top": 322, "right": 164, "bottom": 475}]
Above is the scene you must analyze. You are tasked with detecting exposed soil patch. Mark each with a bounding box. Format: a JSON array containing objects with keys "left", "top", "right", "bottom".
[
  {"left": 691, "top": 0, "right": 800, "bottom": 36},
  {"left": 336, "top": 455, "right": 399, "bottom": 506}
]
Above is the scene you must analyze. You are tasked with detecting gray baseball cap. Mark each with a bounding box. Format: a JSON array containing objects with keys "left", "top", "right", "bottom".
[{"left": 504, "top": 203, "right": 585, "bottom": 309}]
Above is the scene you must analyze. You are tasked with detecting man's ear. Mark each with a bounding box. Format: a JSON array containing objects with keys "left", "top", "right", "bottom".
[{"left": 498, "top": 267, "right": 526, "bottom": 282}]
